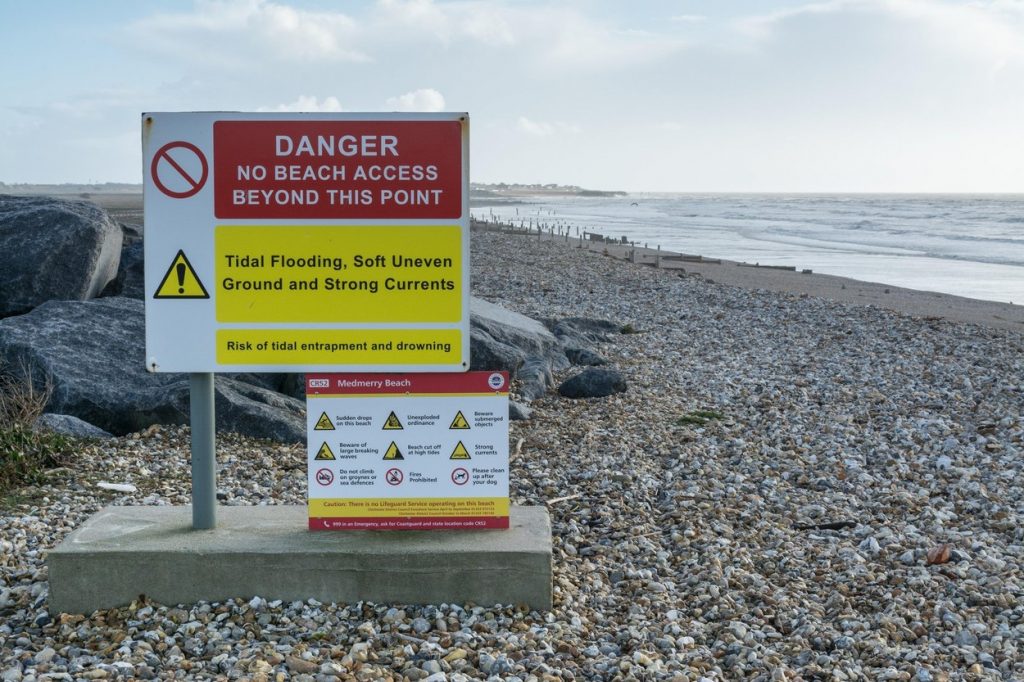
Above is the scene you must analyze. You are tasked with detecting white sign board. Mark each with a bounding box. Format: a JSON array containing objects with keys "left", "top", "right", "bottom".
[
  {"left": 306, "top": 372, "right": 510, "bottom": 530},
  {"left": 142, "top": 112, "right": 470, "bottom": 373}
]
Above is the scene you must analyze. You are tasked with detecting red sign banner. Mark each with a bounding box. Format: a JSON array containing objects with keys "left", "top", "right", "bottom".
[
  {"left": 306, "top": 371, "right": 508, "bottom": 396},
  {"left": 213, "top": 120, "right": 463, "bottom": 219}
]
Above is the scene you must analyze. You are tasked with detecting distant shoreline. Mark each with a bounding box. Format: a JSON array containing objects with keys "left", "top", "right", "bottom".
[
  {"left": 472, "top": 219, "right": 1024, "bottom": 333},
  {"left": 7, "top": 189, "right": 1021, "bottom": 332}
]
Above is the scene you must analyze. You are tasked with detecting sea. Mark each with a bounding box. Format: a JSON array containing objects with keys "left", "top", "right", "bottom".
[{"left": 471, "top": 194, "right": 1024, "bottom": 305}]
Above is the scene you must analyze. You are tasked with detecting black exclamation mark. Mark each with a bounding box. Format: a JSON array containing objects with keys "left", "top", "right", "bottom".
[{"left": 176, "top": 263, "right": 186, "bottom": 294}]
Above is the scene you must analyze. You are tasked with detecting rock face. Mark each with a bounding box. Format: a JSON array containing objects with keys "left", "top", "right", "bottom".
[
  {"left": 470, "top": 299, "right": 624, "bottom": 401},
  {"left": 0, "top": 298, "right": 304, "bottom": 442},
  {"left": 34, "top": 414, "right": 113, "bottom": 439},
  {"left": 0, "top": 195, "right": 122, "bottom": 317},
  {"left": 558, "top": 368, "right": 628, "bottom": 399},
  {"left": 470, "top": 297, "right": 571, "bottom": 400},
  {"left": 100, "top": 238, "right": 144, "bottom": 299},
  {"left": 470, "top": 297, "right": 565, "bottom": 371}
]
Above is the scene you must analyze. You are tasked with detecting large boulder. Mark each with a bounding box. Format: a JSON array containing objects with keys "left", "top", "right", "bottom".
[
  {"left": 470, "top": 297, "right": 569, "bottom": 400},
  {"left": 545, "top": 317, "right": 619, "bottom": 366},
  {"left": 558, "top": 368, "right": 628, "bottom": 399},
  {"left": 100, "top": 238, "right": 144, "bottom": 299},
  {"left": 0, "top": 195, "right": 122, "bottom": 317},
  {"left": 34, "top": 414, "right": 113, "bottom": 439},
  {"left": 0, "top": 298, "right": 304, "bottom": 442},
  {"left": 470, "top": 298, "right": 566, "bottom": 369}
]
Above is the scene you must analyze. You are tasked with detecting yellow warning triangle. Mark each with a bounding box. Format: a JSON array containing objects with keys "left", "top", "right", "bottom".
[
  {"left": 449, "top": 411, "right": 470, "bottom": 430},
  {"left": 315, "top": 442, "right": 336, "bottom": 460},
  {"left": 314, "top": 412, "right": 335, "bottom": 430},
  {"left": 153, "top": 250, "right": 209, "bottom": 299},
  {"left": 382, "top": 411, "right": 403, "bottom": 430},
  {"left": 383, "top": 442, "right": 404, "bottom": 460},
  {"left": 450, "top": 441, "right": 471, "bottom": 460}
]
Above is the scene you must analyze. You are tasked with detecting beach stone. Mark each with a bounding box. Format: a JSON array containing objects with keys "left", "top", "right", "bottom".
[
  {"left": 470, "top": 297, "right": 589, "bottom": 401},
  {"left": 99, "top": 238, "right": 144, "bottom": 299},
  {"left": 509, "top": 400, "right": 533, "bottom": 420},
  {"left": 33, "top": 413, "right": 113, "bottom": 439},
  {"left": 563, "top": 346, "right": 607, "bottom": 366},
  {"left": 0, "top": 195, "right": 122, "bottom": 317},
  {"left": 545, "top": 317, "right": 621, "bottom": 345},
  {"left": 469, "top": 325, "right": 526, "bottom": 375},
  {"left": 557, "top": 368, "right": 627, "bottom": 399},
  {"left": 471, "top": 297, "right": 561, "bottom": 360},
  {"left": 516, "top": 358, "right": 556, "bottom": 401},
  {"left": 0, "top": 297, "right": 304, "bottom": 441}
]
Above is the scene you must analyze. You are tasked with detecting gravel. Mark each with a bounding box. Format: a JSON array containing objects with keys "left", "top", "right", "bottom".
[{"left": 1, "top": 228, "right": 1022, "bottom": 680}]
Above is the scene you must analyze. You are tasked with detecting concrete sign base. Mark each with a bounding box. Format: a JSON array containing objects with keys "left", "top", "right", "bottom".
[{"left": 47, "top": 505, "right": 551, "bottom": 614}]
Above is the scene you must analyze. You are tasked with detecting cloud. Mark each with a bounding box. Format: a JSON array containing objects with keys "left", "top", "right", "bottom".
[
  {"left": 517, "top": 117, "right": 581, "bottom": 137},
  {"left": 736, "top": 0, "right": 1024, "bottom": 68},
  {"left": 259, "top": 95, "right": 344, "bottom": 112},
  {"left": 374, "top": 0, "right": 684, "bottom": 71},
  {"left": 128, "top": 0, "right": 368, "bottom": 66},
  {"left": 384, "top": 88, "right": 446, "bottom": 112},
  {"left": 670, "top": 14, "right": 707, "bottom": 23}
]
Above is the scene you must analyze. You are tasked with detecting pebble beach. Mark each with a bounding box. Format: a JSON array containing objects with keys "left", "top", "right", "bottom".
[{"left": 2, "top": 225, "right": 1023, "bottom": 680}]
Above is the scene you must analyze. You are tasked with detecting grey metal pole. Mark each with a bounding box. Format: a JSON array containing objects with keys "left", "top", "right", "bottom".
[{"left": 190, "top": 372, "right": 217, "bottom": 529}]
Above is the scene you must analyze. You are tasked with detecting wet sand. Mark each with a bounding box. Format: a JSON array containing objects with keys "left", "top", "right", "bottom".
[{"left": 476, "top": 221, "right": 1024, "bottom": 333}]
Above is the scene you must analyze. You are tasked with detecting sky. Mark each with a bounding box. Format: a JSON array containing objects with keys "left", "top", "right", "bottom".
[{"left": 1, "top": 0, "right": 1022, "bottom": 192}]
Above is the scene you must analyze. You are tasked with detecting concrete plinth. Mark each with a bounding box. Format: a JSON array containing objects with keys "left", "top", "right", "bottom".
[{"left": 48, "top": 505, "right": 551, "bottom": 614}]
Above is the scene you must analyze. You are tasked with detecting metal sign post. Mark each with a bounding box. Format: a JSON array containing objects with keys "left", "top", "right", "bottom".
[{"left": 189, "top": 373, "right": 216, "bottom": 529}]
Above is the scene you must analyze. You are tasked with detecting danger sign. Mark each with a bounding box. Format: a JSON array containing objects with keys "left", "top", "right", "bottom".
[
  {"left": 213, "top": 120, "right": 462, "bottom": 219},
  {"left": 142, "top": 112, "right": 470, "bottom": 373}
]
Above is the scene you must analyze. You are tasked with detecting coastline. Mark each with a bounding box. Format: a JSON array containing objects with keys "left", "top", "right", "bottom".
[
  {"left": 48, "top": 191, "right": 1024, "bottom": 332},
  {"left": 472, "top": 219, "right": 1024, "bottom": 333},
  {"left": 1, "top": 203, "right": 1021, "bottom": 679}
]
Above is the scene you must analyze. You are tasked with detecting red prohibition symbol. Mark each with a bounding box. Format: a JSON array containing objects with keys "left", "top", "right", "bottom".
[
  {"left": 315, "top": 468, "right": 334, "bottom": 486},
  {"left": 451, "top": 467, "right": 469, "bottom": 485},
  {"left": 385, "top": 468, "right": 404, "bottom": 486},
  {"left": 151, "top": 141, "right": 209, "bottom": 199}
]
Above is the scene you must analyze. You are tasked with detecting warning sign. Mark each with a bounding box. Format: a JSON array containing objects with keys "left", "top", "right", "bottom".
[
  {"left": 306, "top": 372, "right": 510, "bottom": 530},
  {"left": 383, "top": 442, "right": 404, "bottom": 460},
  {"left": 142, "top": 112, "right": 470, "bottom": 373},
  {"left": 315, "top": 443, "right": 336, "bottom": 460},
  {"left": 153, "top": 251, "right": 209, "bottom": 299},
  {"left": 314, "top": 412, "right": 335, "bottom": 430}
]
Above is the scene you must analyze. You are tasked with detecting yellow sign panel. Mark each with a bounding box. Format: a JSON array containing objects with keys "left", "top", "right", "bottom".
[
  {"left": 216, "top": 328, "right": 461, "bottom": 366},
  {"left": 309, "top": 497, "right": 509, "bottom": 518},
  {"left": 314, "top": 412, "right": 335, "bottom": 430},
  {"left": 215, "top": 225, "right": 461, "bottom": 323},
  {"left": 450, "top": 441, "right": 471, "bottom": 459},
  {"left": 382, "top": 442, "right": 404, "bottom": 460},
  {"left": 449, "top": 411, "right": 470, "bottom": 429},
  {"left": 382, "top": 411, "right": 404, "bottom": 430},
  {"left": 154, "top": 250, "right": 210, "bottom": 299},
  {"left": 314, "top": 442, "right": 336, "bottom": 460}
]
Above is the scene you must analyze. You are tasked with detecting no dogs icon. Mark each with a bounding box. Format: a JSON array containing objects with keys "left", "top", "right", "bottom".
[{"left": 151, "top": 141, "right": 209, "bottom": 199}]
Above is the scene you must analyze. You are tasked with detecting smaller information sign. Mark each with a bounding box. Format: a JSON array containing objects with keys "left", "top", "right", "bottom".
[{"left": 306, "top": 372, "right": 510, "bottom": 530}]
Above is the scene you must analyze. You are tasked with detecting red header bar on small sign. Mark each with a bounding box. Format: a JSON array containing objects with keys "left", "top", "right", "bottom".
[
  {"left": 213, "top": 120, "right": 463, "bottom": 219},
  {"left": 306, "top": 371, "right": 509, "bottom": 395}
]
